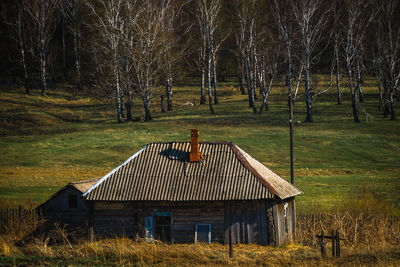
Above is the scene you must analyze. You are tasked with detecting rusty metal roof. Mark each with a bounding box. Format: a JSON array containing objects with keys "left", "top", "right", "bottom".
[{"left": 83, "top": 142, "right": 301, "bottom": 201}]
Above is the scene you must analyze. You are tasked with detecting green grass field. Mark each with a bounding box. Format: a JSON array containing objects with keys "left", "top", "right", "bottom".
[{"left": 0, "top": 77, "right": 399, "bottom": 213}]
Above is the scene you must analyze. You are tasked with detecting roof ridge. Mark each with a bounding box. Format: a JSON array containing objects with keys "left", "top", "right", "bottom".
[
  {"left": 70, "top": 177, "right": 100, "bottom": 185},
  {"left": 147, "top": 141, "right": 234, "bottom": 145},
  {"left": 230, "top": 144, "right": 302, "bottom": 199},
  {"left": 230, "top": 144, "right": 279, "bottom": 197}
]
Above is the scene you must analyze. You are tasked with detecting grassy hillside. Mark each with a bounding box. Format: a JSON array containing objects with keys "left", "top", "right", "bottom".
[{"left": 0, "top": 77, "right": 399, "bottom": 213}]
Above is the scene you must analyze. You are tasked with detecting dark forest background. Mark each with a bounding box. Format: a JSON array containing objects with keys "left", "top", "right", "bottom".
[{"left": 0, "top": 0, "right": 399, "bottom": 123}]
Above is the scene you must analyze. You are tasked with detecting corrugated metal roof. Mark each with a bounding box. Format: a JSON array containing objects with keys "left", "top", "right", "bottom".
[{"left": 84, "top": 142, "right": 301, "bottom": 201}]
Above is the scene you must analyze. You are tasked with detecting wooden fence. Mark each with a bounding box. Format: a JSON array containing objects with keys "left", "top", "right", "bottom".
[
  {"left": 0, "top": 206, "right": 40, "bottom": 234},
  {"left": 296, "top": 213, "right": 400, "bottom": 247}
]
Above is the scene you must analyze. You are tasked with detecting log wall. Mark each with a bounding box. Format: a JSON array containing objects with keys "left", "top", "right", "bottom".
[
  {"left": 89, "top": 199, "right": 296, "bottom": 246},
  {"left": 39, "top": 186, "right": 90, "bottom": 231}
]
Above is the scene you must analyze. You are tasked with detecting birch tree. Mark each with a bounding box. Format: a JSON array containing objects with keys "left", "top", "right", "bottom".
[
  {"left": 119, "top": 0, "right": 141, "bottom": 122},
  {"left": 259, "top": 36, "right": 279, "bottom": 113},
  {"left": 378, "top": 0, "right": 400, "bottom": 120},
  {"left": 197, "top": 6, "right": 207, "bottom": 104},
  {"left": 332, "top": 1, "right": 343, "bottom": 104},
  {"left": 60, "top": 0, "right": 71, "bottom": 81},
  {"left": 236, "top": 0, "right": 257, "bottom": 113},
  {"left": 234, "top": 30, "right": 247, "bottom": 96},
  {"left": 70, "top": 0, "right": 82, "bottom": 90},
  {"left": 291, "top": 0, "right": 330, "bottom": 123},
  {"left": 25, "top": 0, "right": 61, "bottom": 96},
  {"left": 1, "top": 0, "right": 32, "bottom": 94},
  {"left": 196, "top": 0, "right": 221, "bottom": 114},
  {"left": 342, "top": 0, "right": 375, "bottom": 122},
  {"left": 161, "top": 0, "right": 175, "bottom": 111},
  {"left": 159, "top": 0, "right": 188, "bottom": 111},
  {"left": 130, "top": 0, "right": 168, "bottom": 121},
  {"left": 86, "top": 0, "right": 125, "bottom": 122}
]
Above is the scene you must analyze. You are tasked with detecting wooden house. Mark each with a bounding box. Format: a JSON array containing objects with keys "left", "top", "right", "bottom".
[{"left": 81, "top": 130, "right": 302, "bottom": 246}]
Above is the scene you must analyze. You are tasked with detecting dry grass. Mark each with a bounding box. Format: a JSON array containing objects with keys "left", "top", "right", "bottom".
[
  {"left": 0, "top": 201, "right": 399, "bottom": 266},
  {"left": 297, "top": 212, "right": 400, "bottom": 249},
  {"left": 297, "top": 190, "right": 400, "bottom": 249},
  {"left": 1, "top": 236, "right": 399, "bottom": 266}
]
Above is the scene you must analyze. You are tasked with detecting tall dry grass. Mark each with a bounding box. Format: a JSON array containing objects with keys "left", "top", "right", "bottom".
[
  {"left": 1, "top": 235, "right": 399, "bottom": 266},
  {"left": 296, "top": 190, "right": 400, "bottom": 255},
  {"left": 296, "top": 212, "right": 400, "bottom": 248},
  {"left": 1, "top": 194, "right": 400, "bottom": 266}
]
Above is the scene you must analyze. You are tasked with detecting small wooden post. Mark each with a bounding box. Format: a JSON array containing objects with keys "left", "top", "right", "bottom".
[
  {"left": 331, "top": 230, "right": 335, "bottom": 257},
  {"left": 160, "top": 95, "right": 165, "bottom": 113},
  {"left": 336, "top": 230, "right": 340, "bottom": 257},
  {"left": 18, "top": 206, "right": 22, "bottom": 218},
  {"left": 89, "top": 227, "right": 94, "bottom": 242},
  {"left": 229, "top": 227, "right": 233, "bottom": 258},
  {"left": 321, "top": 230, "right": 325, "bottom": 256}
]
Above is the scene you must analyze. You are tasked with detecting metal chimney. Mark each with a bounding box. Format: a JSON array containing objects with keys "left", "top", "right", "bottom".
[{"left": 189, "top": 129, "right": 200, "bottom": 162}]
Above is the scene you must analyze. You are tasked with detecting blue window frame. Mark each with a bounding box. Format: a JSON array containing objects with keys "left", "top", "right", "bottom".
[
  {"left": 153, "top": 212, "right": 171, "bottom": 217},
  {"left": 195, "top": 224, "right": 211, "bottom": 244},
  {"left": 145, "top": 212, "right": 172, "bottom": 242},
  {"left": 145, "top": 216, "right": 153, "bottom": 240}
]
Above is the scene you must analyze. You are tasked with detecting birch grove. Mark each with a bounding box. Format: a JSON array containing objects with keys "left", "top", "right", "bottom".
[{"left": 0, "top": 0, "right": 399, "bottom": 123}]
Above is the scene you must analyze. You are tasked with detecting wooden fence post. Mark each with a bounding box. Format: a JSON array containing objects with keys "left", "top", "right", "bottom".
[
  {"left": 336, "top": 230, "right": 340, "bottom": 257},
  {"left": 321, "top": 230, "right": 325, "bottom": 256},
  {"left": 89, "top": 226, "right": 94, "bottom": 242},
  {"left": 229, "top": 227, "right": 233, "bottom": 258},
  {"left": 331, "top": 230, "right": 335, "bottom": 257}
]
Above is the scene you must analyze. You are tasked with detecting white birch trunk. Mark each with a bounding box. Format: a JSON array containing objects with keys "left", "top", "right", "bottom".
[{"left": 206, "top": 25, "right": 215, "bottom": 114}]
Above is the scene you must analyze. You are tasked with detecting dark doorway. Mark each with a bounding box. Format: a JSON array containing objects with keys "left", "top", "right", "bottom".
[
  {"left": 153, "top": 214, "right": 171, "bottom": 242},
  {"left": 196, "top": 224, "right": 211, "bottom": 243}
]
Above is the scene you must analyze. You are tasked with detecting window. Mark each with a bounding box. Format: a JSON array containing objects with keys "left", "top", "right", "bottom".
[
  {"left": 145, "top": 212, "right": 172, "bottom": 242},
  {"left": 195, "top": 224, "right": 211, "bottom": 244},
  {"left": 145, "top": 216, "right": 153, "bottom": 240},
  {"left": 68, "top": 194, "right": 78, "bottom": 209}
]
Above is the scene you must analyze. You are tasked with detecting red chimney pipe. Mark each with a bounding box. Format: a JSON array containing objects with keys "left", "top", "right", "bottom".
[{"left": 190, "top": 129, "right": 200, "bottom": 162}]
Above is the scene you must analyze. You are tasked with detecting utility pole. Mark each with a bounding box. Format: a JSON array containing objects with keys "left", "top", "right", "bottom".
[{"left": 287, "top": 42, "right": 294, "bottom": 185}]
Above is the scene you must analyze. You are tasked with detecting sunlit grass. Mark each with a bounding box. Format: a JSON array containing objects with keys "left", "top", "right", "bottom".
[{"left": 0, "top": 76, "right": 399, "bottom": 211}]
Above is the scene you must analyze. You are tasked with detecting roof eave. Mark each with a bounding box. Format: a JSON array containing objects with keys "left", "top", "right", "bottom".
[{"left": 230, "top": 143, "right": 302, "bottom": 200}]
